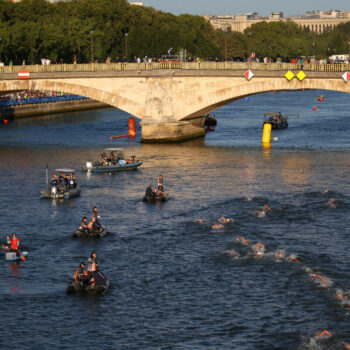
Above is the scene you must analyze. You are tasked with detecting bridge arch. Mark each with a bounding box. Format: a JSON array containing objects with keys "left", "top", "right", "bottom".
[
  {"left": 180, "top": 78, "right": 350, "bottom": 121},
  {"left": 0, "top": 79, "right": 144, "bottom": 120}
]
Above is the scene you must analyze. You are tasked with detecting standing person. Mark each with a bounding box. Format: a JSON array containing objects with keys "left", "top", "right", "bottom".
[
  {"left": 91, "top": 206, "right": 102, "bottom": 232},
  {"left": 157, "top": 175, "right": 164, "bottom": 191},
  {"left": 9, "top": 233, "right": 25, "bottom": 260},
  {"left": 87, "top": 252, "right": 97, "bottom": 278},
  {"left": 74, "top": 262, "right": 85, "bottom": 282}
]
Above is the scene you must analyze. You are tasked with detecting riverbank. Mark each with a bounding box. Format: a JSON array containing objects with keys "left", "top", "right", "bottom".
[{"left": 0, "top": 99, "right": 108, "bottom": 119}]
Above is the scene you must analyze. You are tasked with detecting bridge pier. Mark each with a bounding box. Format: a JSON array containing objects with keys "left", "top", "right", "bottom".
[{"left": 140, "top": 116, "right": 206, "bottom": 143}]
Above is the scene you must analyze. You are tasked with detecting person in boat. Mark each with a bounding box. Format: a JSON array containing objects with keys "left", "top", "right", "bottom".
[
  {"left": 145, "top": 185, "right": 155, "bottom": 199},
  {"left": 88, "top": 206, "right": 102, "bottom": 232},
  {"left": 68, "top": 173, "right": 77, "bottom": 189},
  {"left": 87, "top": 252, "right": 97, "bottom": 278},
  {"left": 9, "top": 232, "right": 21, "bottom": 257},
  {"left": 158, "top": 175, "right": 164, "bottom": 191},
  {"left": 78, "top": 217, "right": 89, "bottom": 234},
  {"left": 109, "top": 151, "right": 117, "bottom": 164},
  {"left": 91, "top": 265, "right": 106, "bottom": 286},
  {"left": 59, "top": 172, "right": 68, "bottom": 187},
  {"left": 50, "top": 173, "right": 58, "bottom": 186},
  {"left": 74, "top": 262, "right": 85, "bottom": 282},
  {"left": 100, "top": 153, "right": 108, "bottom": 166}
]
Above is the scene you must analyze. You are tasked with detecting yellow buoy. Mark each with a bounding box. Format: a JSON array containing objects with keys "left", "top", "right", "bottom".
[{"left": 262, "top": 123, "right": 272, "bottom": 144}]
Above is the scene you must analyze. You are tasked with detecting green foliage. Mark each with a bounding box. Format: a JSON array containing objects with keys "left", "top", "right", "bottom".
[{"left": 0, "top": 0, "right": 221, "bottom": 64}]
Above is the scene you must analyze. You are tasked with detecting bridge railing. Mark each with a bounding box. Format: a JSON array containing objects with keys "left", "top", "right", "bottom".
[{"left": 0, "top": 62, "right": 349, "bottom": 73}]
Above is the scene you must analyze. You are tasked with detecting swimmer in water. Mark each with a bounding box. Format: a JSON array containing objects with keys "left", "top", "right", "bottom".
[
  {"left": 310, "top": 273, "right": 330, "bottom": 287},
  {"left": 275, "top": 249, "right": 285, "bottom": 259},
  {"left": 343, "top": 342, "right": 350, "bottom": 349},
  {"left": 288, "top": 254, "right": 300, "bottom": 263},
  {"left": 224, "top": 250, "right": 237, "bottom": 257},
  {"left": 316, "top": 330, "right": 333, "bottom": 340},
  {"left": 263, "top": 205, "right": 271, "bottom": 211},
  {"left": 323, "top": 189, "right": 330, "bottom": 193},
  {"left": 254, "top": 243, "right": 265, "bottom": 258},
  {"left": 196, "top": 219, "right": 205, "bottom": 224},
  {"left": 212, "top": 224, "right": 223, "bottom": 230},
  {"left": 329, "top": 198, "right": 336, "bottom": 208},
  {"left": 255, "top": 210, "right": 266, "bottom": 218},
  {"left": 218, "top": 216, "right": 231, "bottom": 224},
  {"left": 236, "top": 237, "right": 248, "bottom": 245}
]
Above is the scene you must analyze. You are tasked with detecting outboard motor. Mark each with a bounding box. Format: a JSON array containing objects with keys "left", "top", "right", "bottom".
[{"left": 86, "top": 162, "right": 93, "bottom": 172}]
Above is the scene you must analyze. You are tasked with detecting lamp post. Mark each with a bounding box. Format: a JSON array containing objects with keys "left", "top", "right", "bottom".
[
  {"left": 248, "top": 32, "right": 251, "bottom": 60},
  {"left": 122, "top": 27, "right": 129, "bottom": 61},
  {"left": 90, "top": 30, "right": 94, "bottom": 63},
  {"left": 0, "top": 37, "right": 2, "bottom": 63}
]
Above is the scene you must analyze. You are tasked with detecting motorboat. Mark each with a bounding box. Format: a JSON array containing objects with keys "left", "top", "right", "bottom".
[
  {"left": 72, "top": 227, "right": 108, "bottom": 239},
  {"left": 143, "top": 194, "right": 169, "bottom": 203},
  {"left": 4, "top": 251, "right": 28, "bottom": 262},
  {"left": 40, "top": 168, "right": 81, "bottom": 199},
  {"left": 205, "top": 113, "right": 217, "bottom": 127},
  {"left": 84, "top": 148, "right": 143, "bottom": 173},
  {"left": 316, "top": 95, "right": 325, "bottom": 101},
  {"left": 66, "top": 278, "right": 110, "bottom": 295},
  {"left": 263, "top": 113, "right": 288, "bottom": 130}
]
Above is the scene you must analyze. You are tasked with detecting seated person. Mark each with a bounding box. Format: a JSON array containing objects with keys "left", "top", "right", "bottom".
[
  {"left": 118, "top": 159, "right": 126, "bottom": 165},
  {"left": 74, "top": 262, "right": 85, "bottom": 282},
  {"left": 100, "top": 154, "right": 108, "bottom": 165},
  {"left": 78, "top": 217, "right": 89, "bottom": 234},
  {"left": 50, "top": 173, "right": 58, "bottom": 186},
  {"left": 68, "top": 173, "right": 77, "bottom": 189},
  {"left": 59, "top": 172, "right": 68, "bottom": 187},
  {"left": 91, "top": 266, "right": 106, "bottom": 286},
  {"left": 145, "top": 185, "right": 155, "bottom": 199},
  {"left": 110, "top": 151, "right": 117, "bottom": 164}
]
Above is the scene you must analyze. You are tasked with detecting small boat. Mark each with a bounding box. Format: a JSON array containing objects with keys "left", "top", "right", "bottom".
[
  {"left": 263, "top": 113, "right": 288, "bottom": 130},
  {"left": 205, "top": 113, "right": 217, "bottom": 127},
  {"left": 84, "top": 148, "right": 143, "bottom": 173},
  {"left": 40, "top": 168, "right": 81, "bottom": 199},
  {"left": 316, "top": 95, "right": 325, "bottom": 101},
  {"left": 5, "top": 251, "right": 28, "bottom": 262},
  {"left": 72, "top": 227, "right": 108, "bottom": 239},
  {"left": 143, "top": 194, "right": 169, "bottom": 203},
  {"left": 66, "top": 278, "right": 111, "bottom": 295}
]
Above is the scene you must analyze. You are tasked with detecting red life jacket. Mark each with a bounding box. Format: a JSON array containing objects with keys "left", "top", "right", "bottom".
[{"left": 10, "top": 238, "right": 19, "bottom": 250}]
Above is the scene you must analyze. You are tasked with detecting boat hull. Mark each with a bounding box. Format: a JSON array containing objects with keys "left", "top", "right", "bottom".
[
  {"left": 5, "top": 251, "right": 28, "bottom": 262},
  {"left": 72, "top": 228, "right": 108, "bottom": 240},
  {"left": 66, "top": 278, "right": 111, "bottom": 295},
  {"left": 40, "top": 185, "right": 81, "bottom": 199},
  {"left": 143, "top": 195, "right": 169, "bottom": 203},
  {"left": 85, "top": 161, "right": 143, "bottom": 173}
]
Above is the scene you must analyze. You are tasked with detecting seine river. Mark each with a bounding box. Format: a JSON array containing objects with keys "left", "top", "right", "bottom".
[{"left": 1, "top": 89, "right": 350, "bottom": 350}]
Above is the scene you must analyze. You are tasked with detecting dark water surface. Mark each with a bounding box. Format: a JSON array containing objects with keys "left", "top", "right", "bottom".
[{"left": 1, "top": 90, "right": 350, "bottom": 350}]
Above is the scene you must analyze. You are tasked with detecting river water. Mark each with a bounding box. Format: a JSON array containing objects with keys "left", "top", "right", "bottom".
[{"left": 0, "top": 89, "right": 350, "bottom": 349}]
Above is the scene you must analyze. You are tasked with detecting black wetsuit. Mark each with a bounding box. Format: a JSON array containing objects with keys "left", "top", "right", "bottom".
[
  {"left": 91, "top": 271, "right": 105, "bottom": 286},
  {"left": 145, "top": 188, "right": 155, "bottom": 199}
]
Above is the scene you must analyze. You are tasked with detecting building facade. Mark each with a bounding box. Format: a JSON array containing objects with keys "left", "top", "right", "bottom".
[{"left": 204, "top": 10, "right": 350, "bottom": 33}]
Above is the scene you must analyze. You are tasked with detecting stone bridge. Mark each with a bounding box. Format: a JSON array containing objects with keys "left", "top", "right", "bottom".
[{"left": 1, "top": 62, "right": 350, "bottom": 142}]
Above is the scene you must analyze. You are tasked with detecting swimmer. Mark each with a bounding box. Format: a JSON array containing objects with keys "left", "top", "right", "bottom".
[
  {"left": 316, "top": 330, "right": 333, "bottom": 340},
  {"left": 224, "top": 250, "right": 237, "bottom": 257},
  {"left": 236, "top": 237, "right": 248, "bottom": 245},
  {"left": 288, "top": 254, "right": 300, "bottom": 263},
  {"left": 218, "top": 217, "right": 231, "bottom": 224},
  {"left": 255, "top": 210, "right": 266, "bottom": 218},
  {"left": 310, "top": 273, "right": 331, "bottom": 287},
  {"left": 329, "top": 198, "right": 336, "bottom": 208},
  {"left": 275, "top": 249, "right": 285, "bottom": 259},
  {"left": 263, "top": 205, "right": 271, "bottom": 211},
  {"left": 196, "top": 219, "right": 205, "bottom": 224},
  {"left": 212, "top": 224, "right": 223, "bottom": 230},
  {"left": 323, "top": 189, "right": 330, "bottom": 193},
  {"left": 254, "top": 243, "right": 265, "bottom": 258},
  {"left": 335, "top": 289, "right": 344, "bottom": 301},
  {"left": 343, "top": 342, "right": 350, "bottom": 350}
]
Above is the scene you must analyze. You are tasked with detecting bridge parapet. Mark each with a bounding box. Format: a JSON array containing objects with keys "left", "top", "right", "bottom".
[{"left": 1, "top": 62, "right": 350, "bottom": 74}]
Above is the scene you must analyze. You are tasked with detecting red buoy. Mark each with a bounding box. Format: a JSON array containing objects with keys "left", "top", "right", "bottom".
[
  {"left": 313, "top": 106, "right": 317, "bottom": 111},
  {"left": 4, "top": 119, "right": 8, "bottom": 124}
]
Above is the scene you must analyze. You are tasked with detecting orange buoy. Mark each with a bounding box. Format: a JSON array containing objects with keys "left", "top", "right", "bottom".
[
  {"left": 110, "top": 117, "right": 136, "bottom": 140},
  {"left": 313, "top": 106, "right": 317, "bottom": 111},
  {"left": 128, "top": 117, "right": 136, "bottom": 137}
]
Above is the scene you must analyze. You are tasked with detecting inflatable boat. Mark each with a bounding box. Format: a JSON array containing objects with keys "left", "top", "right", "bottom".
[
  {"left": 84, "top": 148, "right": 143, "bottom": 173},
  {"left": 143, "top": 194, "right": 169, "bottom": 203},
  {"left": 5, "top": 251, "right": 28, "bottom": 262},
  {"left": 72, "top": 228, "right": 108, "bottom": 239},
  {"left": 40, "top": 168, "right": 81, "bottom": 199},
  {"left": 66, "top": 278, "right": 110, "bottom": 295}
]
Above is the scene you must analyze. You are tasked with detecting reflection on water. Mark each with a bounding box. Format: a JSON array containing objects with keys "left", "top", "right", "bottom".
[{"left": 1, "top": 89, "right": 350, "bottom": 349}]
